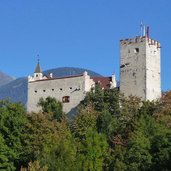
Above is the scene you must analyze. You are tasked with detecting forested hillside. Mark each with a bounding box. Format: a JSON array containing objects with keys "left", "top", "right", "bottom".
[{"left": 0, "top": 87, "right": 171, "bottom": 171}]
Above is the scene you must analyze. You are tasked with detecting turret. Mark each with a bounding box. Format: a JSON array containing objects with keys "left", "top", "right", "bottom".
[
  {"left": 28, "top": 60, "right": 45, "bottom": 82},
  {"left": 33, "top": 60, "right": 43, "bottom": 80}
]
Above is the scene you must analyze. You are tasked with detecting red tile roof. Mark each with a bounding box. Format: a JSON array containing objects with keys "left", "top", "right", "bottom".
[
  {"left": 29, "top": 74, "right": 112, "bottom": 90},
  {"left": 91, "top": 77, "right": 112, "bottom": 89}
]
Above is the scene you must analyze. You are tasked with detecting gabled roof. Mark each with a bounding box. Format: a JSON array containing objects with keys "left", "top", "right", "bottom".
[{"left": 34, "top": 62, "right": 42, "bottom": 73}]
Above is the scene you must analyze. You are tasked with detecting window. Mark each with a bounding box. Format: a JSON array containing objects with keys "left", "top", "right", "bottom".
[
  {"left": 35, "top": 90, "right": 37, "bottom": 93},
  {"left": 60, "top": 88, "right": 63, "bottom": 91},
  {"left": 36, "top": 74, "right": 38, "bottom": 77},
  {"left": 70, "top": 87, "right": 72, "bottom": 90},
  {"left": 52, "top": 89, "right": 54, "bottom": 91},
  {"left": 43, "top": 90, "right": 46, "bottom": 92},
  {"left": 134, "top": 48, "right": 139, "bottom": 53},
  {"left": 62, "top": 96, "right": 70, "bottom": 103}
]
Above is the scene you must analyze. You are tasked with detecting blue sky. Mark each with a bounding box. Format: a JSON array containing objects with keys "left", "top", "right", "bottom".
[{"left": 0, "top": 0, "right": 170, "bottom": 90}]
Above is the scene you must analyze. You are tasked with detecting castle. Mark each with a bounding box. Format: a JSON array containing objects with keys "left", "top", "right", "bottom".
[
  {"left": 27, "top": 32, "right": 161, "bottom": 114},
  {"left": 27, "top": 63, "right": 117, "bottom": 114}
]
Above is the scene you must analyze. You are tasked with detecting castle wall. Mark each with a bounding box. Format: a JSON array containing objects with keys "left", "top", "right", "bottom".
[{"left": 27, "top": 73, "right": 94, "bottom": 114}]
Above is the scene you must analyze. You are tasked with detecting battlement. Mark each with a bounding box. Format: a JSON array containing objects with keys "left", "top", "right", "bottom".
[
  {"left": 120, "top": 36, "right": 161, "bottom": 48},
  {"left": 120, "top": 36, "right": 146, "bottom": 44}
]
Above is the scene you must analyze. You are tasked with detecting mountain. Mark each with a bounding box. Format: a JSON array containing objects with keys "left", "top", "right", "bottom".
[
  {"left": 0, "top": 71, "right": 14, "bottom": 87},
  {"left": 0, "top": 67, "right": 102, "bottom": 105},
  {"left": 43, "top": 67, "right": 101, "bottom": 78}
]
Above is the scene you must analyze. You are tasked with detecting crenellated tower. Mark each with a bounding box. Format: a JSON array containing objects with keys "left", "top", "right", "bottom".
[{"left": 120, "top": 31, "right": 161, "bottom": 101}]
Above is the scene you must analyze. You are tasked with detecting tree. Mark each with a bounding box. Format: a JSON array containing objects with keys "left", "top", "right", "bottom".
[
  {"left": 80, "top": 87, "right": 120, "bottom": 115},
  {"left": 21, "top": 112, "right": 61, "bottom": 164},
  {"left": 125, "top": 129, "right": 152, "bottom": 171},
  {"left": 150, "top": 123, "right": 171, "bottom": 171},
  {"left": 153, "top": 91, "right": 171, "bottom": 128},
  {"left": 97, "top": 109, "right": 117, "bottom": 139},
  {"left": 22, "top": 112, "right": 78, "bottom": 171},
  {"left": 80, "top": 87, "right": 121, "bottom": 141},
  {"left": 0, "top": 134, "right": 16, "bottom": 171},
  {"left": 71, "top": 105, "right": 99, "bottom": 140},
  {"left": 37, "top": 97, "right": 64, "bottom": 121},
  {"left": 20, "top": 161, "right": 48, "bottom": 171},
  {"left": 71, "top": 105, "right": 108, "bottom": 170},
  {"left": 77, "top": 128, "right": 108, "bottom": 171},
  {"left": 40, "top": 132, "right": 77, "bottom": 171},
  {"left": 0, "top": 100, "right": 28, "bottom": 170},
  {"left": 80, "top": 85, "right": 105, "bottom": 112}
]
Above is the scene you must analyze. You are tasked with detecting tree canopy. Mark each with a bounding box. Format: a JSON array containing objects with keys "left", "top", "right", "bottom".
[{"left": 0, "top": 89, "right": 171, "bottom": 170}]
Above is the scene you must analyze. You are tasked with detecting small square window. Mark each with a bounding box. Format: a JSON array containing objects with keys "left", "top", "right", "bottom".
[
  {"left": 52, "top": 89, "right": 54, "bottom": 91},
  {"left": 70, "top": 87, "right": 72, "bottom": 90},
  {"left": 134, "top": 48, "right": 139, "bottom": 53},
  {"left": 62, "top": 96, "right": 70, "bottom": 103},
  {"left": 35, "top": 90, "right": 37, "bottom": 93},
  {"left": 43, "top": 90, "right": 46, "bottom": 92}
]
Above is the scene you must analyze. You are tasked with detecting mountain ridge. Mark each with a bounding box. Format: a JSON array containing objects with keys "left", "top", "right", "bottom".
[{"left": 0, "top": 71, "right": 14, "bottom": 87}]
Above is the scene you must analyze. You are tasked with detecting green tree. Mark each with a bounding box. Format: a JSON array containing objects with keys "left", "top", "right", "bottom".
[
  {"left": 23, "top": 112, "right": 77, "bottom": 171},
  {"left": 80, "top": 87, "right": 121, "bottom": 141},
  {"left": 81, "top": 85, "right": 104, "bottom": 112},
  {"left": 40, "top": 132, "right": 77, "bottom": 171},
  {"left": 38, "top": 97, "right": 64, "bottom": 121},
  {"left": 97, "top": 109, "right": 117, "bottom": 142},
  {"left": 125, "top": 130, "right": 152, "bottom": 171},
  {"left": 22, "top": 112, "right": 61, "bottom": 164},
  {"left": 150, "top": 123, "right": 171, "bottom": 171},
  {"left": 77, "top": 128, "right": 108, "bottom": 171},
  {"left": 154, "top": 91, "right": 171, "bottom": 128},
  {"left": 81, "top": 87, "right": 120, "bottom": 115},
  {"left": 0, "top": 134, "right": 15, "bottom": 171},
  {"left": 0, "top": 100, "right": 28, "bottom": 170},
  {"left": 71, "top": 105, "right": 99, "bottom": 140}
]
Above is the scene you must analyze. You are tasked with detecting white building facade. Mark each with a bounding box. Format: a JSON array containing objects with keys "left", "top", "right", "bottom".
[{"left": 27, "top": 62, "right": 117, "bottom": 114}]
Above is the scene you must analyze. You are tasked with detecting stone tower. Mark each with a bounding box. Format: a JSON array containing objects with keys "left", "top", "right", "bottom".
[{"left": 120, "top": 35, "right": 161, "bottom": 101}]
